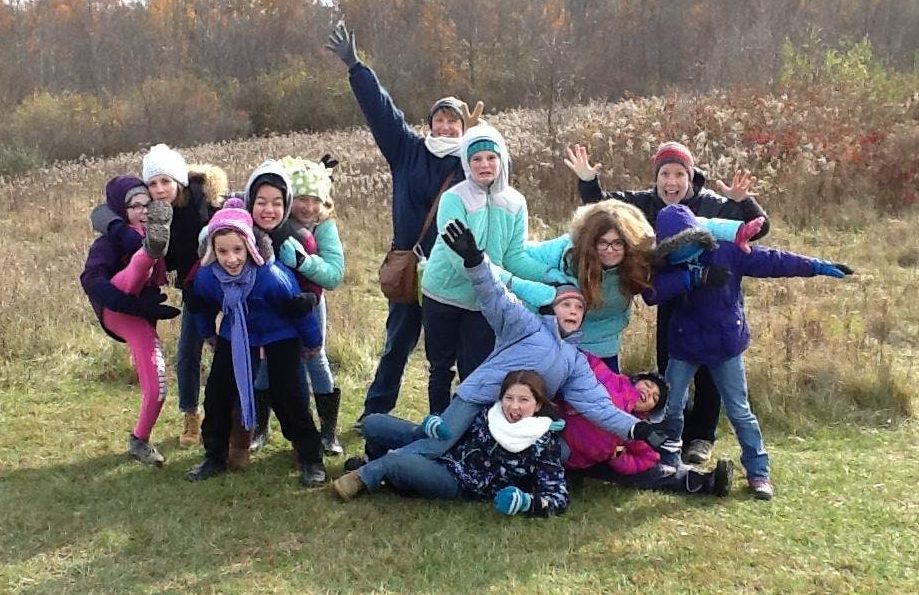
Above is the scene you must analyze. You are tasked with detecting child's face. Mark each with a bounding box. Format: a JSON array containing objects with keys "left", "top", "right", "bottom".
[
  {"left": 125, "top": 192, "right": 151, "bottom": 227},
  {"left": 500, "top": 383, "right": 540, "bottom": 423},
  {"left": 147, "top": 175, "right": 179, "bottom": 204},
  {"left": 252, "top": 185, "right": 284, "bottom": 231},
  {"left": 214, "top": 232, "right": 248, "bottom": 276},
  {"left": 595, "top": 227, "right": 626, "bottom": 268},
  {"left": 291, "top": 196, "right": 321, "bottom": 225},
  {"left": 553, "top": 297, "right": 585, "bottom": 336},
  {"left": 430, "top": 109, "right": 463, "bottom": 138},
  {"left": 655, "top": 163, "right": 691, "bottom": 205},
  {"left": 632, "top": 379, "right": 661, "bottom": 414},
  {"left": 469, "top": 150, "right": 500, "bottom": 185}
]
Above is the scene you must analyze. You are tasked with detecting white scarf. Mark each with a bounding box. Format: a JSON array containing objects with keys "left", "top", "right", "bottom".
[
  {"left": 486, "top": 402, "right": 552, "bottom": 453},
  {"left": 424, "top": 134, "right": 463, "bottom": 158}
]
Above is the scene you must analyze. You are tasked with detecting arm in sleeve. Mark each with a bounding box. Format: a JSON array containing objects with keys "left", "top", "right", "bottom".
[
  {"left": 190, "top": 270, "right": 219, "bottom": 339},
  {"left": 467, "top": 258, "right": 542, "bottom": 344},
  {"left": 297, "top": 220, "right": 345, "bottom": 289},
  {"left": 349, "top": 63, "right": 416, "bottom": 167},
  {"left": 268, "top": 264, "right": 323, "bottom": 348},
  {"left": 560, "top": 354, "right": 639, "bottom": 439},
  {"left": 641, "top": 268, "right": 690, "bottom": 306},
  {"left": 527, "top": 436, "right": 570, "bottom": 517},
  {"left": 712, "top": 195, "right": 771, "bottom": 240},
  {"left": 608, "top": 439, "right": 660, "bottom": 475},
  {"left": 737, "top": 244, "right": 817, "bottom": 279},
  {"left": 501, "top": 201, "right": 553, "bottom": 282}
]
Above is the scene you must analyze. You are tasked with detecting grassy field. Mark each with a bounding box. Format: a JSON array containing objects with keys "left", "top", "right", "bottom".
[{"left": 1, "top": 100, "right": 918, "bottom": 593}]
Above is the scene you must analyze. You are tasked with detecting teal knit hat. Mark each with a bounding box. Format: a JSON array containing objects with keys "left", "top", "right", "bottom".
[{"left": 466, "top": 139, "right": 500, "bottom": 161}]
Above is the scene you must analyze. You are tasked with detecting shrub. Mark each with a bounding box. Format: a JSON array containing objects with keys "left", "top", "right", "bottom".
[
  {"left": 10, "top": 92, "right": 108, "bottom": 161},
  {"left": 0, "top": 144, "right": 43, "bottom": 177}
]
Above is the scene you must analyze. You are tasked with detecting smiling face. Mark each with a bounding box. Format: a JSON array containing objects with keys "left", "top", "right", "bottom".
[
  {"left": 146, "top": 175, "right": 179, "bottom": 204},
  {"left": 632, "top": 379, "right": 661, "bottom": 414},
  {"left": 553, "top": 297, "right": 586, "bottom": 336},
  {"left": 213, "top": 231, "right": 248, "bottom": 276},
  {"left": 291, "top": 195, "right": 321, "bottom": 225},
  {"left": 430, "top": 108, "right": 464, "bottom": 138},
  {"left": 251, "top": 184, "right": 285, "bottom": 231},
  {"left": 595, "top": 227, "right": 626, "bottom": 268},
  {"left": 124, "top": 192, "right": 151, "bottom": 227},
  {"left": 500, "top": 383, "right": 541, "bottom": 423},
  {"left": 469, "top": 150, "right": 500, "bottom": 185},
  {"left": 655, "top": 163, "right": 692, "bottom": 204}
]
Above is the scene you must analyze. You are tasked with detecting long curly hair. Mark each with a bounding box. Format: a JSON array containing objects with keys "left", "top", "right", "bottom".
[{"left": 565, "top": 201, "right": 654, "bottom": 309}]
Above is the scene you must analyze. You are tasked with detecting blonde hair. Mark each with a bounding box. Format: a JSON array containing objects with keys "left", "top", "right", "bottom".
[{"left": 565, "top": 201, "right": 654, "bottom": 309}]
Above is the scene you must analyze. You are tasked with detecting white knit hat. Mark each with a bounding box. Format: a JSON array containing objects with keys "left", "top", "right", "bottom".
[{"left": 142, "top": 144, "right": 189, "bottom": 186}]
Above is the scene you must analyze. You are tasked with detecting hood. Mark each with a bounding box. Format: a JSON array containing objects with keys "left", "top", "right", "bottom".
[
  {"left": 188, "top": 163, "right": 229, "bottom": 209},
  {"left": 651, "top": 204, "right": 718, "bottom": 266},
  {"left": 105, "top": 175, "right": 147, "bottom": 220},
  {"left": 244, "top": 159, "right": 293, "bottom": 228},
  {"left": 460, "top": 123, "right": 510, "bottom": 195}
]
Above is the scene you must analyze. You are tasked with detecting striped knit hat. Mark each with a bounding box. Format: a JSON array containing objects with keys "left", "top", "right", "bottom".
[{"left": 651, "top": 141, "right": 694, "bottom": 176}]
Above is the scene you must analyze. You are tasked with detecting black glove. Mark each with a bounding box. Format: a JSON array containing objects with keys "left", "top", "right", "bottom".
[
  {"left": 325, "top": 21, "right": 358, "bottom": 68},
  {"left": 441, "top": 219, "right": 484, "bottom": 268},
  {"left": 630, "top": 420, "right": 675, "bottom": 450},
  {"left": 137, "top": 288, "right": 181, "bottom": 321},
  {"left": 689, "top": 265, "right": 731, "bottom": 288},
  {"left": 281, "top": 292, "right": 318, "bottom": 318}
]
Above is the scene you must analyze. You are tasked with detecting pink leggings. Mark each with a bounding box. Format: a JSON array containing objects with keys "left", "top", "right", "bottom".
[{"left": 101, "top": 250, "right": 166, "bottom": 441}]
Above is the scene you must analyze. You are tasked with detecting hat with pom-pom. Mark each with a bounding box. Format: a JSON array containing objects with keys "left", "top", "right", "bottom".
[{"left": 201, "top": 197, "right": 265, "bottom": 267}]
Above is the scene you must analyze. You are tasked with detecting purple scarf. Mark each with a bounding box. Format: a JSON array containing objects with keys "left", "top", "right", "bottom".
[{"left": 213, "top": 261, "right": 258, "bottom": 430}]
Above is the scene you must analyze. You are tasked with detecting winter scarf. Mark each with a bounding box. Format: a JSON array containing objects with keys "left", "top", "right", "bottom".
[
  {"left": 486, "top": 402, "right": 552, "bottom": 453},
  {"left": 214, "top": 261, "right": 258, "bottom": 430},
  {"left": 424, "top": 134, "right": 463, "bottom": 158}
]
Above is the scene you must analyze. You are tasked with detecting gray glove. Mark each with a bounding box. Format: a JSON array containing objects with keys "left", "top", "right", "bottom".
[{"left": 325, "top": 21, "right": 358, "bottom": 68}]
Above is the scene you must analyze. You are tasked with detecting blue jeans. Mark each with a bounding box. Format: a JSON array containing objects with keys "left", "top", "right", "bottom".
[
  {"left": 304, "top": 297, "right": 334, "bottom": 394},
  {"left": 176, "top": 304, "right": 204, "bottom": 413},
  {"left": 422, "top": 296, "right": 495, "bottom": 414},
  {"left": 662, "top": 355, "right": 768, "bottom": 479},
  {"left": 361, "top": 301, "right": 423, "bottom": 418},
  {"left": 357, "top": 398, "right": 481, "bottom": 490}
]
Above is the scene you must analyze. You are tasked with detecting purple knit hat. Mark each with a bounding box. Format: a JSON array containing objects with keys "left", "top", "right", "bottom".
[
  {"left": 202, "top": 197, "right": 265, "bottom": 266},
  {"left": 105, "top": 175, "right": 148, "bottom": 219}
]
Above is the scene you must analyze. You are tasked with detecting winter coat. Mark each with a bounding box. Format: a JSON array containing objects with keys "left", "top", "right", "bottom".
[
  {"left": 191, "top": 258, "right": 321, "bottom": 350},
  {"left": 294, "top": 218, "right": 345, "bottom": 290},
  {"left": 561, "top": 354, "right": 661, "bottom": 475},
  {"left": 578, "top": 169, "right": 771, "bottom": 240},
  {"left": 348, "top": 62, "right": 464, "bottom": 253},
  {"left": 526, "top": 235, "right": 631, "bottom": 358},
  {"left": 456, "top": 258, "right": 639, "bottom": 439},
  {"left": 421, "top": 124, "right": 552, "bottom": 310},
  {"left": 438, "top": 410, "right": 568, "bottom": 517},
  {"left": 644, "top": 205, "right": 818, "bottom": 365}
]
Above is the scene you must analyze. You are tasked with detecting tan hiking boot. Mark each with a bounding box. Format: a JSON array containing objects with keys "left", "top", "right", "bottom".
[
  {"left": 179, "top": 411, "right": 201, "bottom": 448},
  {"left": 331, "top": 471, "right": 366, "bottom": 502}
]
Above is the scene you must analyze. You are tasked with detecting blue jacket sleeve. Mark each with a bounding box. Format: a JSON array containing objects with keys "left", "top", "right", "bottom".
[
  {"left": 559, "top": 350, "right": 638, "bottom": 438},
  {"left": 467, "top": 257, "right": 543, "bottom": 344},
  {"left": 349, "top": 62, "right": 417, "bottom": 168},
  {"left": 268, "top": 264, "right": 323, "bottom": 349},
  {"left": 642, "top": 267, "right": 690, "bottom": 306},
  {"left": 296, "top": 220, "right": 345, "bottom": 289},
  {"left": 736, "top": 244, "right": 817, "bottom": 279},
  {"left": 191, "top": 268, "right": 219, "bottom": 339}
]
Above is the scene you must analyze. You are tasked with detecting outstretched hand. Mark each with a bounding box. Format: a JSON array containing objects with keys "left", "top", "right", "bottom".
[
  {"left": 441, "top": 219, "right": 484, "bottom": 268},
  {"left": 460, "top": 100, "right": 485, "bottom": 129},
  {"left": 563, "top": 144, "right": 601, "bottom": 182},
  {"left": 325, "top": 21, "right": 358, "bottom": 68},
  {"left": 715, "top": 170, "right": 758, "bottom": 202}
]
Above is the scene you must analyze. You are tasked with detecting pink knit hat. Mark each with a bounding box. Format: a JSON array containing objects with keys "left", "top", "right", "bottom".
[
  {"left": 201, "top": 198, "right": 265, "bottom": 266},
  {"left": 651, "top": 141, "right": 695, "bottom": 176}
]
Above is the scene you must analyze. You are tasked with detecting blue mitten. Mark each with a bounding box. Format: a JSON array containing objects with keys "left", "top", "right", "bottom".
[
  {"left": 812, "top": 260, "right": 854, "bottom": 278},
  {"left": 548, "top": 419, "right": 566, "bottom": 432},
  {"left": 420, "top": 415, "right": 451, "bottom": 441},
  {"left": 493, "top": 486, "right": 532, "bottom": 516},
  {"left": 280, "top": 237, "right": 309, "bottom": 271}
]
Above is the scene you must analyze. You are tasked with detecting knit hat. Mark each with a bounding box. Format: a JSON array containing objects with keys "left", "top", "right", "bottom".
[
  {"left": 142, "top": 144, "right": 189, "bottom": 186},
  {"left": 552, "top": 284, "right": 586, "bottom": 308},
  {"left": 629, "top": 371, "right": 669, "bottom": 421},
  {"left": 105, "top": 175, "right": 148, "bottom": 218},
  {"left": 427, "top": 96, "right": 464, "bottom": 128},
  {"left": 279, "top": 155, "right": 334, "bottom": 203},
  {"left": 201, "top": 197, "right": 265, "bottom": 267},
  {"left": 466, "top": 138, "right": 500, "bottom": 161},
  {"left": 651, "top": 141, "right": 694, "bottom": 177}
]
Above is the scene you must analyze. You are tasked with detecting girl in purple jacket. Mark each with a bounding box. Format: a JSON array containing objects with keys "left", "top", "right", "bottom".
[{"left": 645, "top": 204, "right": 853, "bottom": 500}]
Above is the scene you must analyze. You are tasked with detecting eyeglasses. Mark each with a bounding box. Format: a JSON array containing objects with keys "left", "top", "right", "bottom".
[
  {"left": 126, "top": 202, "right": 150, "bottom": 211},
  {"left": 596, "top": 239, "right": 626, "bottom": 252}
]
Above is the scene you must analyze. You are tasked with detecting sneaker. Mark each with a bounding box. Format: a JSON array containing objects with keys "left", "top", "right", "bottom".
[
  {"left": 179, "top": 411, "right": 201, "bottom": 448},
  {"left": 343, "top": 455, "right": 368, "bottom": 472},
  {"left": 712, "top": 459, "right": 734, "bottom": 497},
  {"left": 299, "top": 462, "right": 327, "bottom": 488},
  {"left": 331, "top": 471, "right": 366, "bottom": 501},
  {"left": 127, "top": 434, "right": 165, "bottom": 467},
  {"left": 185, "top": 458, "right": 227, "bottom": 482},
  {"left": 748, "top": 477, "right": 774, "bottom": 500},
  {"left": 683, "top": 439, "right": 713, "bottom": 464},
  {"left": 143, "top": 200, "right": 173, "bottom": 259}
]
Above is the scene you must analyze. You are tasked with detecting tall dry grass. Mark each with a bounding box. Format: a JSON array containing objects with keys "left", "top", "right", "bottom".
[{"left": 0, "top": 92, "right": 916, "bottom": 431}]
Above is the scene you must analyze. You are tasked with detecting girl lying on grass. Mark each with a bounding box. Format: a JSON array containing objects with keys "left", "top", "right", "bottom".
[{"left": 337, "top": 370, "right": 568, "bottom": 517}]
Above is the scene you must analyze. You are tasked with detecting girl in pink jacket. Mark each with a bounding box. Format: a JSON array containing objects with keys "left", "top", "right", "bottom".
[{"left": 561, "top": 355, "right": 733, "bottom": 496}]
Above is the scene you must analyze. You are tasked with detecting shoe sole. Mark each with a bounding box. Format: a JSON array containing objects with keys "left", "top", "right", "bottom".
[
  {"left": 713, "top": 460, "right": 734, "bottom": 497},
  {"left": 144, "top": 201, "right": 173, "bottom": 258},
  {"left": 129, "top": 452, "right": 165, "bottom": 467}
]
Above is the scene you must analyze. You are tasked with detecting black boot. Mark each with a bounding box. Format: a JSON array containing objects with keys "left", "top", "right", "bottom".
[
  {"left": 249, "top": 390, "right": 271, "bottom": 453},
  {"left": 315, "top": 388, "right": 344, "bottom": 455},
  {"left": 185, "top": 457, "right": 227, "bottom": 482},
  {"left": 685, "top": 458, "right": 734, "bottom": 496},
  {"left": 298, "top": 460, "right": 327, "bottom": 488}
]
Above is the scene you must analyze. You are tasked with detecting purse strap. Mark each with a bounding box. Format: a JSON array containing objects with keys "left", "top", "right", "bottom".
[{"left": 413, "top": 172, "right": 455, "bottom": 252}]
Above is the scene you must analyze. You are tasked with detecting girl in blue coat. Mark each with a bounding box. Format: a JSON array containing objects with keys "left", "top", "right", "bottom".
[
  {"left": 184, "top": 198, "right": 326, "bottom": 486},
  {"left": 645, "top": 204, "right": 854, "bottom": 500}
]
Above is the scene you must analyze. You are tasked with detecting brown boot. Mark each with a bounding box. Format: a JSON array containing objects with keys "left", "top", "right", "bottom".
[
  {"left": 331, "top": 471, "right": 366, "bottom": 502},
  {"left": 179, "top": 410, "right": 201, "bottom": 448},
  {"left": 227, "top": 412, "right": 251, "bottom": 471}
]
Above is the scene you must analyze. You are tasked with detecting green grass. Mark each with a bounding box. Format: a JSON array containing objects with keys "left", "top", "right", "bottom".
[{"left": 2, "top": 368, "right": 918, "bottom": 594}]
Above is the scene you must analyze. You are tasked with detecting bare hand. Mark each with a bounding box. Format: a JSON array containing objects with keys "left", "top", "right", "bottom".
[
  {"left": 715, "top": 170, "right": 758, "bottom": 202},
  {"left": 563, "top": 144, "right": 601, "bottom": 182},
  {"left": 460, "top": 100, "right": 484, "bottom": 129}
]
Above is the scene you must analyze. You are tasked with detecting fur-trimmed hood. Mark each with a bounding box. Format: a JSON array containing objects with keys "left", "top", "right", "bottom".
[
  {"left": 651, "top": 204, "right": 718, "bottom": 267},
  {"left": 187, "top": 163, "right": 228, "bottom": 209}
]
